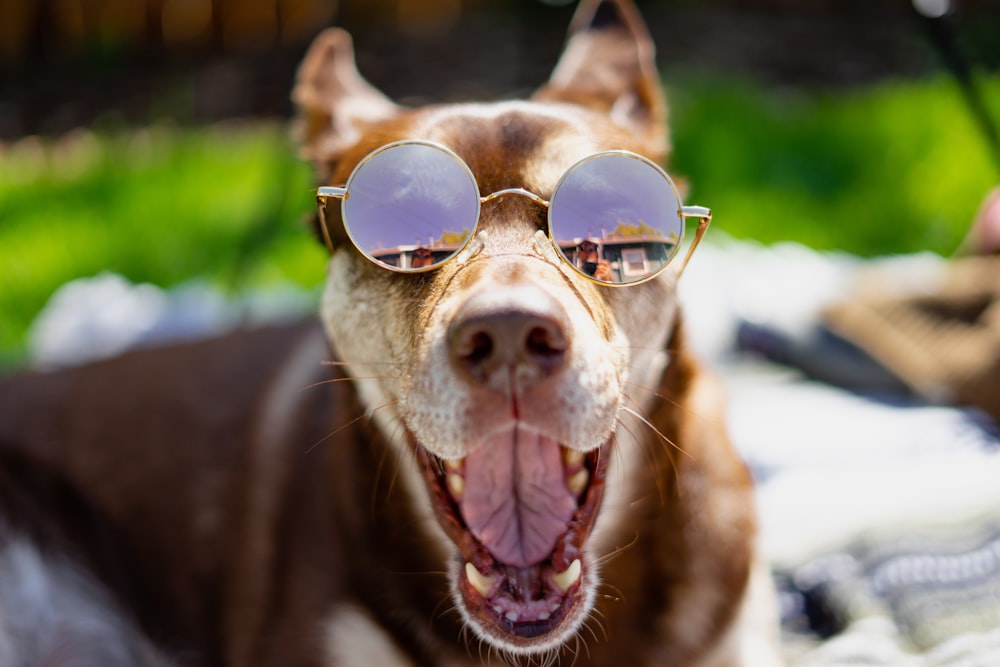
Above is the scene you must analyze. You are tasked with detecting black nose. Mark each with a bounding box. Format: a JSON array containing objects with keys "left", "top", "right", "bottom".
[{"left": 448, "top": 286, "right": 570, "bottom": 391}]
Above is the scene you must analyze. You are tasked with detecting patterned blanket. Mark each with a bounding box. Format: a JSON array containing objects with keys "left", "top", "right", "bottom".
[{"left": 681, "top": 239, "right": 1000, "bottom": 666}]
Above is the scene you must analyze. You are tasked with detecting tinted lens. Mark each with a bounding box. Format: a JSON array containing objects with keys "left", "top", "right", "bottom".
[
  {"left": 342, "top": 142, "right": 480, "bottom": 271},
  {"left": 549, "top": 153, "right": 683, "bottom": 285}
]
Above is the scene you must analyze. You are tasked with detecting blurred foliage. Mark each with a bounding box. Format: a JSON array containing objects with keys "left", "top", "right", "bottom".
[
  {"left": 0, "top": 122, "right": 324, "bottom": 368},
  {"left": 668, "top": 71, "right": 1000, "bottom": 254},
  {"left": 1, "top": 72, "right": 999, "bottom": 368}
]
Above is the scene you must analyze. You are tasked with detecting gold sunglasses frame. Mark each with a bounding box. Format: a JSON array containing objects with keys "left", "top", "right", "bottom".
[{"left": 315, "top": 140, "right": 712, "bottom": 285}]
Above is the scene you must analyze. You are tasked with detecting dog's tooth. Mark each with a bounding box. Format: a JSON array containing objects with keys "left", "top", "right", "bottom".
[
  {"left": 538, "top": 611, "right": 551, "bottom": 621},
  {"left": 567, "top": 468, "right": 589, "bottom": 496},
  {"left": 447, "top": 473, "right": 465, "bottom": 499},
  {"left": 465, "top": 562, "right": 497, "bottom": 597},
  {"left": 444, "top": 458, "right": 463, "bottom": 471},
  {"left": 562, "top": 448, "right": 585, "bottom": 467},
  {"left": 505, "top": 611, "right": 519, "bottom": 622},
  {"left": 552, "top": 559, "right": 582, "bottom": 593}
]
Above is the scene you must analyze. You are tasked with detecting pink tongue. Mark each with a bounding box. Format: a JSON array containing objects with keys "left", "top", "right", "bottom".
[{"left": 460, "top": 427, "right": 576, "bottom": 567}]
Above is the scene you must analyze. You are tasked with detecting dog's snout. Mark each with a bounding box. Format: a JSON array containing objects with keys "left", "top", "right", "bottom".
[{"left": 449, "top": 287, "right": 570, "bottom": 390}]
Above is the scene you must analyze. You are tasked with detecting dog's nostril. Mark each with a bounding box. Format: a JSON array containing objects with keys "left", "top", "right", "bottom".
[
  {"left": 526, "top": 324, "right": 566, "bottom": 358},
  {"left": 465, "top": 331, "right": 495, "bottom": 366},
  {"left": 450, "top": 308, "right": 570, "bottom": 389}
]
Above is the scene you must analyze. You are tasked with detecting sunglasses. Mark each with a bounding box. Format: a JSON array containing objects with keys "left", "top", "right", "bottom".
[{"left": 315, "top": 140, "right": 711, "bottom": 286}]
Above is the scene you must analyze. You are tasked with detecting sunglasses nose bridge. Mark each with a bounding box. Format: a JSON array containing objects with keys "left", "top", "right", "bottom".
[
  {"left": 479, "top": 188, "right": 550, "bottom": 209},
  {"left": 474, "top": 189, "right": 560, "bottom": 264}
]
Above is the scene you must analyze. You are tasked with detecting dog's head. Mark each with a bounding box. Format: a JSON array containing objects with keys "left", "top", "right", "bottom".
[{"left": 294, "top": 0, "right": 702, "bottom": 657}]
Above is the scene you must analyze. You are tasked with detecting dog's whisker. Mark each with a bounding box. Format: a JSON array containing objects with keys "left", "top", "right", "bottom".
[
  {"left": 606, "top": 430, "right": 627, "bottom": 482},
  {"left": 367, "top": 404, "right": 409, "bottom": 508},
  {"left": 320, "top": 359, "right": 398, "bottom": 367},
  {"left": 623, "top": 343, "right": 674, "bottom": 358},
  {"left": 311, "top": 401, "right": 402, "bottom": 525},
  {"left": 303, "top": 403, "right": 391, "bottom": 456},
  {"left": 620, "top": 405, "right": 692, "bottom": 460},
  {"left": 612, "top": 413, "right": 642, "bottom": 452},
  {"left": 596, "top": 579, "right": 627, "bottom": 608},
  {"left": 621, "top": 390, "right": 655, "bottom": 417},
  {"left": 378, "top": 416, "right": 413, "bottom": 506},
  {"left": 579, "top": 616, "right": 602, "bottom": 655},
  {"left": 363, "top": 407, "right": 416, "bottom": 517},
  {"left": 620, "top": 395, "right": 685, "bottom": 492},
  {"left": 300, "top": 374, "right": 404, "bottom": 392},
  {"left": 591, "top": 614, "right": 609, "bottom": 643},
  {"left": 613, "top": 414, "right": 670, "bottom": 501},
  {"left": 389, "top": 569, "right": 449, "bottom": 577},
  {"left": 607, "top": 426, "right": 673, "bottom": 525},
  {"left": 539, "top": 647, "right": 560, "bottom": 667},
  {"left": 430, "top": 593, "right": 458, "bottom": 626},
  {"left": 623, "top": 378, "right": 683, "bottom": 411},
  {"left": 574, "top": 633, "right": 588, "bottom": 666},
  {"left": 625, "top": 376, "right": 729, "bottom": 430},
  {"left": 558, "top": 636, "right": 576, "bottom": 667},
  {"left": 593, "top": 532, "right": 640, "bottom": 570}
]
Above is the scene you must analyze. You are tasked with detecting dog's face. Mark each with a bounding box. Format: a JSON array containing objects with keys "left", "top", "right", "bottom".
[{"left": 295, "top": 0, "right": 684, "bottom": 657}]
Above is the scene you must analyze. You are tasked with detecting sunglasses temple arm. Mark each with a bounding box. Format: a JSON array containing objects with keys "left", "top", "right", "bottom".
[
  {"left": 316, "top": 187, "right": 348, "bottom": 254},
  {"left": 677, "top": 207, "right": 712, "bottom": 279}
]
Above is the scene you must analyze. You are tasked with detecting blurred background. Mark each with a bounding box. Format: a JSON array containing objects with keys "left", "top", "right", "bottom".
[{"left": 2, "top": 0, "right": 1000, "bottom": 370}]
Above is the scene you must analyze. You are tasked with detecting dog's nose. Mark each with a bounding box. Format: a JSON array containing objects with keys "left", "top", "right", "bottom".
[{"left": 449, "top": 286, "right": 570, "bottom": 391}]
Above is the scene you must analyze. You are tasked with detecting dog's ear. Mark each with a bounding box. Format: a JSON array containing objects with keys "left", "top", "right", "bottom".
[
  {"left": 292, "top": 28, "right": 401, "bottom": 180},
  {"left": 534, "top": 0, "right": 666, "bottom": 158}
]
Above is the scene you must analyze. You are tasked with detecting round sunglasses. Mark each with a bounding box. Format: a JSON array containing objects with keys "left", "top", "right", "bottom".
[{"left": 315, "top": 140, "right": 711, "bottom": 286}]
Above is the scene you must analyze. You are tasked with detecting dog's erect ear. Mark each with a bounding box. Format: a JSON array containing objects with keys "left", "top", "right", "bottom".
[
  {"left": 534, "top": 0, "right": 666, "bottom": 158},
  {"left": 292, "top": 28, "right": 401, "bottom": 180}
]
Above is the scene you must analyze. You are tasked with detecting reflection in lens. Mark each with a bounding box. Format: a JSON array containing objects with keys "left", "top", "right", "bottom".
[
  {"left": 343, "top": 143, "right": 479, "bottom": 270},
  {"left": 549, "top": 153, "right": 683, "bottom": 284}
]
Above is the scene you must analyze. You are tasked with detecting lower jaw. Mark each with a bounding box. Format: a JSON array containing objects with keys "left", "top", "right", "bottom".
[
  {"left": 449, "top": 457, "right": 608, "bottom": 651},
  {"left": 452, "top": 557, "right": 594, "bottom": 654},
  {"left": 412, "top": 434, "right": 611, "bottom": 652}
]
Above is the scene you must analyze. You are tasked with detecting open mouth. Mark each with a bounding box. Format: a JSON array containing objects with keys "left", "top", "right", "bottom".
[{"left": 415, "top": 425, "right": 609, "bottom": 648}]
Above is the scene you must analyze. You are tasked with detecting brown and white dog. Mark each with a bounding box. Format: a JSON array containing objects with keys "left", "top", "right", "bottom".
[{"left": 0, "top": 1, "right": 781, "bottom": 665}]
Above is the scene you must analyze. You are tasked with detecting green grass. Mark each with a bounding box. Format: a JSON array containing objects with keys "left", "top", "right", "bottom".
[
  {"left": 0, "top": 122, "right": 326, "bottom": 369},
  {"left": 1, "top": 72, "right": 998, "bottom": 368},
  {"left": 667, "top": 72, "right": 1000, "bottom": 253}
]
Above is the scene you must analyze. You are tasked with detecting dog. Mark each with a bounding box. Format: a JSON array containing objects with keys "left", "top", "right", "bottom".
[{"left": 0, "top": 1, "right": 781, "bottom": 665}]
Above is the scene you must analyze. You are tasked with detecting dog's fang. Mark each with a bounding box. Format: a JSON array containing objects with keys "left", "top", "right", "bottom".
[
  {"left": 566, "top": 469, "right": 588, "bottom": 497},
  {"left": 447, "top": 473, "right": 465, "bottom": 499},
  {"left": 444, "top": 458, "right": 463, "bottom": 471},
  {"left": 465, "top": 562, "right": 497, "bottom": 597},
  {"left": 562, "top": 447, "right": 585, "bottom": 467},
  {"left": 552, "top": 559, "right": 581, "bottom": 593}
]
